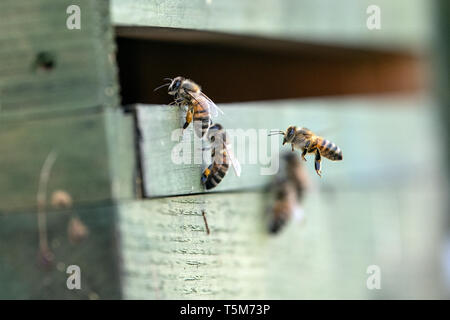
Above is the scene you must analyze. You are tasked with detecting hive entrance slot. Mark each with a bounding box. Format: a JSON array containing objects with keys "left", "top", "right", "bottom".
[{"left": 115, "top": 26, "right": 425, "bottom": 107}]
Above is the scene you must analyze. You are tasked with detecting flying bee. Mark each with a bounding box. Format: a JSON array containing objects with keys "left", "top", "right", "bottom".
[
  {"left": 283, "top": 152, "right": 309, "bottom": 198},
  {"left": 201, "top": 123, "right": 241, "bottom": 190},
  {"left": 267, "top": 153, "right": 308, "bottom": 234},
  {"left": 269, "top": 178, "right": 299, "bottom": 234},
  {"left": 154, "top": 76, "right": 223, "bottom": 138},
  {"left": 269, "top": 126, "right": 343, "bottom": 177}
]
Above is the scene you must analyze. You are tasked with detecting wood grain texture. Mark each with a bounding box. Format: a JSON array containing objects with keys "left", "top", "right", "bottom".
[
  {"left": 119, "top": 194, "right": 267, "bottom": 299},
  {"left": 0, "top": 0, "right": 123, "bottom": 299},
  {"left": 0, "top": 0, "right": 126, "bottom": 212},
  {"left": 118, "top": 187, "right": 446, "bottom": 299},
  {"left": 0, "top": 205, "right": 121, "bottom": 299},
  {"left": 136, "top": 96, "right": 442, "bottom": 198},
  {"left": 0, "top": 0, "right": 119, "bottom": 121},
  {"left": 105, "top": 109, "right": 137, "bottom": 201},
  {"left": 0, "top": 113, "right": 112, "bottom": 213},
  {"left": 111, "top": 0, "right": 431, "bottom": 50}
]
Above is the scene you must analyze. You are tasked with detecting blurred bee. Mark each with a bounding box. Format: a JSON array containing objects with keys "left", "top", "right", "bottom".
[
  {"left": 269, "top": 126, "right": 343, "bottom": 177},
  {"left": 201, "top": 123, "right": 241, "bottom": 189},
  {"left": 267, "top": 153, "right": 308, "bottom": 234},
  {"left": 154, "top": 76, "right": 223, "bottom": 138}
]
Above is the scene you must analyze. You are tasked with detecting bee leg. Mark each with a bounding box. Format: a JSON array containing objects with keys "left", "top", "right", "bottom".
[
  {"left": 301, "top": 148, "right": 307, "bottom": 161},
  {"left": 170, "top": 95, "right": 181, "bottom": 105},
  {"left": 300, "top": 140, "right": 311, "bottom": 161},
  {"left": 201, "top": 165, "right": 213, "bottom": 185},
  {"left": 291, "top": 144, "right": 294, "bottom": 152},
  {"left": 172, "top": 97, "right": 185, "bottom": 108},
  {"left": 183, "top": 106, "right": 193, "bottom": 129},
  {"left": 314, "top": 149, "right": 322, "bottom": 177}
]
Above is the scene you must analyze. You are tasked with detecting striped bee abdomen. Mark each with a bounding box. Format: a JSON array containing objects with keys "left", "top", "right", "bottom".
[
  {"left": 317, "top": 139, "right": 343, "bottom": 161},
  {"left": 202, "top": 124, "right": 230, "bottom": 190},
  {"left": 192, "top": 99, "right": 211, "bottom": 138},
  {"left": 201, "top": 160, "right": 229, "bottom": 190}
]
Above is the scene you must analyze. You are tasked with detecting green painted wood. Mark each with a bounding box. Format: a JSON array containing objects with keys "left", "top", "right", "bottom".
[
  {"left": 111, "top": 0, "right": 431, "bottom": 51},
  {"left": 0, "top": 0, "right": 127, "bottom": 212},
  {"left": 435, "top": 1, "right": 450, "bottom": 174},
  {"left": 136, "top": 96, "right": 441, "bottom": 197},
  {"left": 119, "top": 194, "right": 267, "bottom": 299},
  {"left": 0, "top": 205, "right": 121, "bottom": 299},
  {"left": 0, "top": 0, "right": 127, "bottom": 300},
  {"left": 0, "top": 113, "right": 113, "bottom": 213},
  {"left": 0, "top": 0, "right": 119, "bottom": 121},
  {"left": 104, "top": 109, "right": 137, "bottom": 201},
  {"left": 125, "top": 95, "right": 447, "bottom": 299},
  {"left": 118, "top": 187, "right": 445, "bottom": 299}
]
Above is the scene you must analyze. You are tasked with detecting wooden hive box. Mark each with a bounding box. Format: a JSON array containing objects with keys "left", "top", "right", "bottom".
[
  {"left": 0, "top": 0, "right": 448, "bottom": 299},
  {"left": 0, "top": 0, "right": 125, "bottom": 299}
]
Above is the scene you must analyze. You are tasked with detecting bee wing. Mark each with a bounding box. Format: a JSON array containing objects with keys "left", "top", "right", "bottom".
[
  {"left": 225, "top": 143, "right": 241, "bottom": 177},
  {"left": 188, "top": 91, "right": 224, "bottom": 117}
]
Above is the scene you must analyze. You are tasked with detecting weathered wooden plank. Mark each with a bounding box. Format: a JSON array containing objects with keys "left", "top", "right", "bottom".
[
  {"left": 0, "top": 1, "right": 128, "bottom": 299},
  {"left": 0, "top": 106, "right": 136, "bottom": 213},
  {"left": 0, "top": 205, "right": 121, "bottom": 299},
  {"left": 0, "top": 113, "right": 112, "bottom": 213},
  {"left": 0, "top": 0, "right": 118, "bottom": 120},
  {"left": 435, "top": 0, "right": 450, "bottom": 165},
  {"left": 118, "top": 187, "right": 446, "bottom": 299},
  {"left": 104, "top": 109, "right": 137, "bottom": 201},
  {"left": 111, "top": 0, "right": 431, "bottom": 50},
  {"left": 119, "top": 194, "right": 267, "bottom": 299},
  {"left": 136, "top": 95, "right": 441, "bottom": 198}
]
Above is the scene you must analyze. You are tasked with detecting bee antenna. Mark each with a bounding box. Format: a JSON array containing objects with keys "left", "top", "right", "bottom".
[
  {"left": 268, "top": 131, "right": 285, "bottom": 136},
  {"left": 153, "top": 82, "right": 170, "bottom": 92},
  {"left": 163, "top": 77, "right": 173, "bottom": 81}
]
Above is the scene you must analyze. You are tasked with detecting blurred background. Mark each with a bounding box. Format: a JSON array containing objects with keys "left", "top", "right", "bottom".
[{"left": 0, "top": 0, "right": 449, "bottom": 299}]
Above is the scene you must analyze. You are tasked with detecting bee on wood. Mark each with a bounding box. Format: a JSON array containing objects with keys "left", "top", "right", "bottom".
[
  {"left": 269, "top": 126, "right": 343, "bottom": 177},
  {"left": 267, "top": 153, "right": 308, "bottom": 234},
  {"left": 201, "top": 123, "right": 241, "bottom": 189},
  {"left": 154, "top": 76, "right": 223, "bottom": 138}
]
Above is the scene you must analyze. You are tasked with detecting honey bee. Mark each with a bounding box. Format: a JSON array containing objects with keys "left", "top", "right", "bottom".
[
  {"left": 201, "top": 123, "right": 241, "bottom": 189},
  {"left": 267, "top": 153, "right": 308, "bottom": 234},
  {"left": 183, "top": 96, "right": 214, "bottom": 139},
  {"left": 154, "top": 76, "right": 223, "bottom": 138},
  {"left": 269, "top": 126, "right": 343, "bottom": 177}
]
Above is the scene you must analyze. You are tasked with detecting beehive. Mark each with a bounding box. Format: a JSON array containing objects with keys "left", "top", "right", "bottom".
[{"left": 0, "top": 0, "right": 447, "bottom": 299}]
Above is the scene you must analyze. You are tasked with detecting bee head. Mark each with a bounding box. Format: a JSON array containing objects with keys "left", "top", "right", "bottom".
[
  {"left": 283, "top": 126, "right": 297, "bottom": 145},
  {"left": 269, "top": 126, "right": 294, "bottom": 144},
  {"left": 168, "top": 76, "right": 184, "bottom": 95}
]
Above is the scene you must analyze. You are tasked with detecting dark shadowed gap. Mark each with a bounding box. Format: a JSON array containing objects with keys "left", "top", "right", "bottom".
[{"left": 115, "top": 26, "right": 427, "bottom": 106}]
